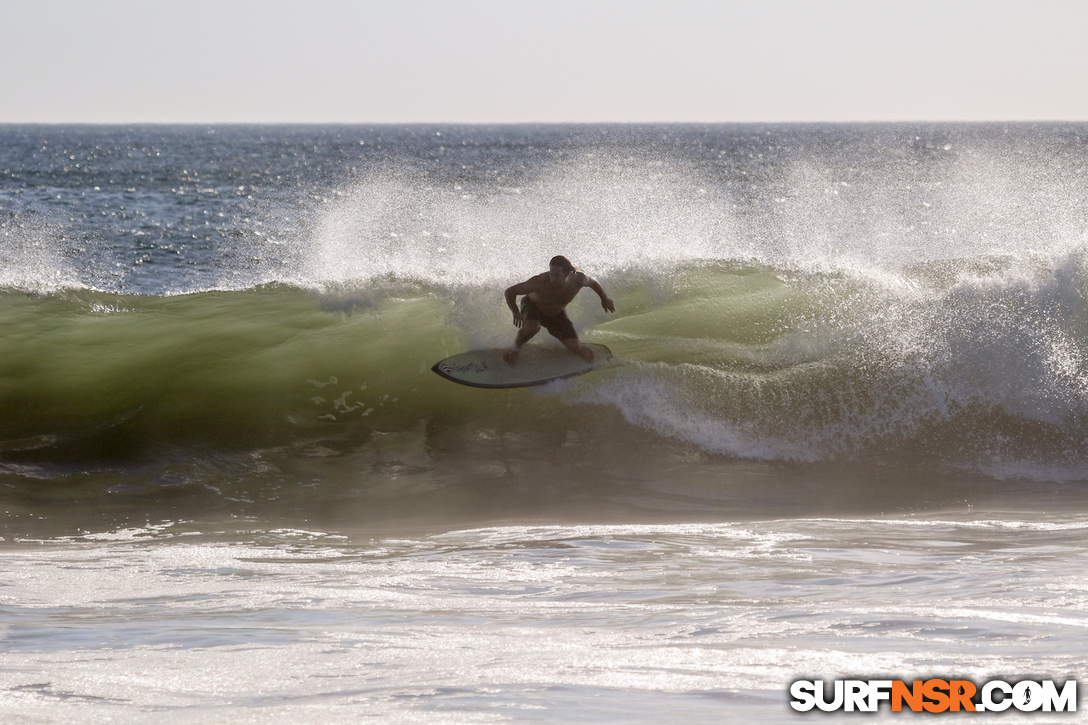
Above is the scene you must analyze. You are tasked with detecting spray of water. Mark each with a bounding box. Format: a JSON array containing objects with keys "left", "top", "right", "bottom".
[
  {"left": 0, "top": 213, "right": 82, "bottom": 293},
  {"left": 292, "top": 153, "right": 744, "bottom": 289}
]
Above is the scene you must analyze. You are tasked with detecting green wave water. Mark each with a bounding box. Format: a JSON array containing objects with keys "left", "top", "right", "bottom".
[{"left": 4, "top": 254, "right": 1087, "bottom": 484}]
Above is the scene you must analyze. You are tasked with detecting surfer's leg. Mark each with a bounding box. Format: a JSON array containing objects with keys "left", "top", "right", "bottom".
[
  {"left": 541, "top": 312, "right": 592, "bottom": 362},
  {"left": 560, "top": 336, "right": 594, "bottom": 363},
  {"left": 504, "top": 321, "right": 540, "bottom": 366}
]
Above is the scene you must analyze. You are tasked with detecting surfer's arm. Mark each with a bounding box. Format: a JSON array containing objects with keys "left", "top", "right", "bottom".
[
  {"left": 505, "top": 278, "right": 541, "bottom": 327},
  {"left": 504, "top": 286, "right": 520, "bottom": 314},
  {"left": 584, "top": 276, "right": 615, "bottom": 313}
]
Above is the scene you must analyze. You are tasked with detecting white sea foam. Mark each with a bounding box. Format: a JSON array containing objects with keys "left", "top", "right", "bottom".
[{"left": 2, "top": 517, "right": 1086, "bottom": 723}]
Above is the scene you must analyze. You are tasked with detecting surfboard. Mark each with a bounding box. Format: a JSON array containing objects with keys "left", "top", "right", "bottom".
[{"left": 431, "top": 343, "right": 613, "bottom": 389}]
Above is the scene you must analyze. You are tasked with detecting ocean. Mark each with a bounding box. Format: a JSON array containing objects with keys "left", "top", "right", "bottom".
[{"left": 1, "top": 123, "right": 1087, "bottom": 722}]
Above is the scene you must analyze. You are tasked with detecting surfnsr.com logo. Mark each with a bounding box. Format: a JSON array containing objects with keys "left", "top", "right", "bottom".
[{"left": 790, "top": 679, "right": 1077, "bottom": 713}]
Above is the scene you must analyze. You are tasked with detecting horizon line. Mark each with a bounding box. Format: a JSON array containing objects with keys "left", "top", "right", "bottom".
[{"left": 3, "top": 118, "right": 1087, "bottom": 126}]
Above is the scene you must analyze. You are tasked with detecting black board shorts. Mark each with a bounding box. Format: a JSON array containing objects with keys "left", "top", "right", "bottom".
[{"left": 520, "top": 297, "right": 577, "bottom": 341}]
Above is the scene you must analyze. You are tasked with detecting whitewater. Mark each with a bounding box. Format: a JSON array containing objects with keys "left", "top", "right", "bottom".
[{"left": 1, "top": 123, "right": 1087, "bottom": 723}]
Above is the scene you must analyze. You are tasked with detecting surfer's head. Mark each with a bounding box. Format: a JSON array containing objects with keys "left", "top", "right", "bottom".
[
  {"left": 549, "top": 255, "right": 575, "bottom": 272},
  {"left": 549, "top": 255, "right": 576, "bottom": 281}
]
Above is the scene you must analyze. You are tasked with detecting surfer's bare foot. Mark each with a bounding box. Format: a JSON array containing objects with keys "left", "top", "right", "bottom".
[
  {"left": 578, "top": 345, "right": 595, "bottom": 363},
  {"left": 503, "top": 348, "right": 519, "bottom": 366}
]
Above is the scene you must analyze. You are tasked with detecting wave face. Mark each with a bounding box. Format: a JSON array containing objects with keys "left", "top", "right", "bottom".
[{"left": 3, "top": 123, "right": 1088, "bottom": 492}]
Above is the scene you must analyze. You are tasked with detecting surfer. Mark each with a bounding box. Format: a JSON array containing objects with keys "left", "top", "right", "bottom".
[{"left": 503, "top": 255, "right": 615, "bottom": 366}]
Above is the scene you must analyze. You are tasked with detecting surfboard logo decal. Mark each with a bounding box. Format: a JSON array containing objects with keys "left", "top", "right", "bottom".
[{"left": 440, "top": 362, "right": 488, "bottom": 374}]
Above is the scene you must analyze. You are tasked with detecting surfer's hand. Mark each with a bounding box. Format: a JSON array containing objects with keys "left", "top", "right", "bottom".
[
  {"left": 602, "top": 297, "right": 615, "bottom": 313},
  {"left": 512, "top": 311, "right": 523, "bottom": 327}
]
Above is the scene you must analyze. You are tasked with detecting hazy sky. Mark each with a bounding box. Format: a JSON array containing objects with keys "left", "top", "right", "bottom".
[{"left": 3, "top": 0, "right": 1086, "bottom": 123}]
